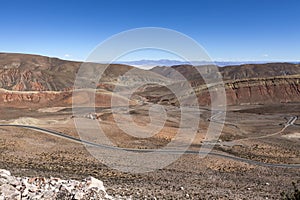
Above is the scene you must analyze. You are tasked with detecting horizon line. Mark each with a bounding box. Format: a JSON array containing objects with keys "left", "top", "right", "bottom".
[{"left": 1, "top": 52, "right": 299, "bottom": 64}]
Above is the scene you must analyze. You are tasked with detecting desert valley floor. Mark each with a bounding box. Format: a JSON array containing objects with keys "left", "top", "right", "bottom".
[{"left": 0, "top": 103, "right": 299, "bottom": 199}]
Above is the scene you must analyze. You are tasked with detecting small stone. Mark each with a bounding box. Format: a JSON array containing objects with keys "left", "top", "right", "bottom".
[
  {"left": 28, "top": 177, "right": 37, "bottom": 184},
  {"left": 0, "top": 169, "right": 11, "bottom": 177},
  {"left": 31, "top": 194, "right": 43, "bottom": 200},
  {"left": 21, "top": 188, "right": 29, "bottom": 197},
  {"left": 74, "top": 191, "right": 84, "bottom": 199},
  {"left": 41, "top": 190, "right": 56, "bottom": 199},
  {"left": 87, "top": 176, "right": 105, "bottom": 191},
  {"left": 0, "top": 184, "right": 21, "bottom": 200},
  {"left": 0, "top": 174, "right": 19, "bottom": 186},
  {"left": 28, "top": 184, "right": 38, "bottom": 193},
  {"left": 56, "top": 186, "right": 73, "bottom": 200},
  {"left": 0, "top": 178, "right": 8, "bottom": 185},
  {"left": 15, "top": 185, "right": 22, "bottom": 190}
]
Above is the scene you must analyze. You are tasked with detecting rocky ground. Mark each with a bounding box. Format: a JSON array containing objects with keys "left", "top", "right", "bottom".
[
  {"left": 1, "top": 155, "right": 299, "bottom": 199},
  {"left": 0, "top": 169, "right": 112, "bottom": 200},
  {"left": 0, "top": 104, "right": 299, "bottom": 199},
  {"left": 0, "top": 127, "right": 299, "bottom": 199}
]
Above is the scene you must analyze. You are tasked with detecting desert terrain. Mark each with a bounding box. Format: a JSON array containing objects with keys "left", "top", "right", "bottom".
[{"left": 0, "top": 53, "right": 299, "bottom": 199}]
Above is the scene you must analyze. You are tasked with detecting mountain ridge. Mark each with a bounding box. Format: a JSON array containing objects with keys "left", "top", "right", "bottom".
[
  {"left": 117, "top": 59, "right": 299, "bottom": 68},
  {"left": 1, "top": 53, "right": 300, "bottom": 107}
]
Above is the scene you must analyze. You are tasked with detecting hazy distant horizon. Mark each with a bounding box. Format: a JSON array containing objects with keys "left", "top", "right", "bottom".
[{"left": 2, "top": 52, "right": 299, "bottom": 67}]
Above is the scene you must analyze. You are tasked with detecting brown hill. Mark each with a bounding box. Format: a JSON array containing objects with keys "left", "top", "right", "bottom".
[
  {"left": 137, "top": 75, "right": 300, "bottom": 106},
  {"left": 147, "top": 63, "right": 300, "bottom": 106},
  {"left": 192, "top": 76, "right": 300, "bottom": 106},
  {"left": 1, "top": 53, "right": 300, "bottom": 107},
  {"left": 151, "top": 63, "right": 300, "bottom": 81},
  {"left": 0, "top": 53, "right": 170, "bottom": 108},
  {"left": 0, "top": 53, "right": 80, "bottom": 91},
  {"left": 220, "top": 63, "right": 300, "bottom": 80},
  {"left": 0, "top": 53, "right": 169, "bottom": 91}
]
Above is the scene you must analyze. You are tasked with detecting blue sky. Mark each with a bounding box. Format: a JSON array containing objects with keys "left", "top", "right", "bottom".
[{"left": 1, "top": 0, "right": 300, "bottom": 61}]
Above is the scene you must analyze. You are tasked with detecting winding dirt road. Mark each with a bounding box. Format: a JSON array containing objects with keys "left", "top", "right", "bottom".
[{"left": 0, "top": 124, "right": 299, "bottom": 169}]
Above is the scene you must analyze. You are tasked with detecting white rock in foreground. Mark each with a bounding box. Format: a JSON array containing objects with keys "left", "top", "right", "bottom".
[{"left": 0, "top": 169, "right": 112, "bottom": 200}]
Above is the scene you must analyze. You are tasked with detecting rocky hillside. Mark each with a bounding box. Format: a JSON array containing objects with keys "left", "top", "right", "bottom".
[
  {"left": 148, "top": 63, "right": 300, "bottom": 106},
  {"left": 0, "top": 53, "right": 170, "bottom": 108},
  {"left": 137, "top": 76, "right": 300, "bottom": 106},
  {"left": 0, "top": 53, "right": 169, "bottom": 91},
  {"left": 1, "top": 53, "right": 300, "bottom": 106},
  {"left": 220, "top": 63, "right": 300, "bottom": 80},
  {"left": 195, "top": 76, "right": 300, "bottom": 106},
  {"left": 151, "top": 63, "right": 300, "bottom": 81},
  {"left": 0, "top": 53, "right": 79, "bottom": 91}
]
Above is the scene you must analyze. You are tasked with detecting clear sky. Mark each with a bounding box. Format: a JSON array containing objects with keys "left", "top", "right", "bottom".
[{"left": 1, "top": 0, "right": 300, "bottom": 62}]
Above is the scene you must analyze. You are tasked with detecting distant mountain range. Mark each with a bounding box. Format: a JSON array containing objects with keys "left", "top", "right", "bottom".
[
  {"left": 116, "top": 59, "right": 299, "bottom": 69},
  {"left": 1, "top": 52, "right": 300, "bottom": 107}
]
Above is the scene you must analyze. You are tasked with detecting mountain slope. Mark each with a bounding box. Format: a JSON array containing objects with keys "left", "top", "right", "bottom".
[
  {"left": 151, "top": 63, "right": 300, "bottom": 81},
  {"left": 0, "top": 53, "right": 171, "bottom": 108},
  {"left": 1, "top": 53, "right": 300, "bottom": 107},
  {"left": 0, "top": 53, "right": 170, "bottom": 91},
  {"left": 148, "top": 63, "right": 300, "bottom": 106}
]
